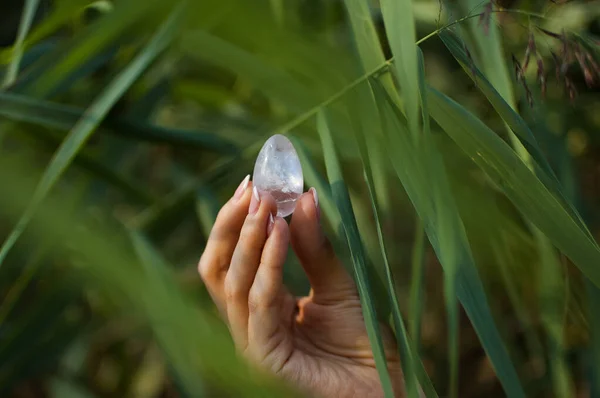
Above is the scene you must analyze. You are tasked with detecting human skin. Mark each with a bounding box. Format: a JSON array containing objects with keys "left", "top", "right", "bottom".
[{"left": 198, "top": 176, "right": 404, "bottom": 397}]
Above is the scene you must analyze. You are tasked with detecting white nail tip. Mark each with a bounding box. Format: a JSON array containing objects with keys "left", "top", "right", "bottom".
[
  {"left": 311, "top": 187, "right": 319, "bottom": 208},
  {"left": 241, "top": 174, "right": 250, "bottom": 191}
]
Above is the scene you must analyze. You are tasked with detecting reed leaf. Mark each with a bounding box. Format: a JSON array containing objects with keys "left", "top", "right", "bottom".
[
  {"left": 317, "top": 110, "right": 395, "bottom": 398},
  {"left": 0, "top": 5, "right": 183, "bottom": 267}
]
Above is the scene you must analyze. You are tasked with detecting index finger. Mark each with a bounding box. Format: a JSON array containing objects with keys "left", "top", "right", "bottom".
[{"left": 198, "top": 175, "right": 253, "bottom": 312}]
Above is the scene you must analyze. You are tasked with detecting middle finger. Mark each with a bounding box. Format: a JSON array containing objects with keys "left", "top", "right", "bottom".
[{"left": 224, "top": 187, "right": 277, "bottom": 349}]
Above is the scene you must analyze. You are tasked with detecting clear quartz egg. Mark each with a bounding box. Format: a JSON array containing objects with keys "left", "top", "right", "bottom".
[{"left": 252, "top": 134, "right": 304, "bottom": 217}]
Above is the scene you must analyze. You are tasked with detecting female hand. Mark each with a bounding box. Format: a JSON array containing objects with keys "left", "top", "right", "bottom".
[{"left": 198, "top": 176, "right": 404, "bottom": 397}]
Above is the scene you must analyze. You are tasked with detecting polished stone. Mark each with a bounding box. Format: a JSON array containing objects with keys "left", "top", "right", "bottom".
[{"left": 252, "top": 134, "right": 304, "bottom": 217}]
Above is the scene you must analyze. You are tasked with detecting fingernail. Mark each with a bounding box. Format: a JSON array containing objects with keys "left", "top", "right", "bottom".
[
  {"left": 249, "top": 186, "right": 260, "bottom": 214},
  {"left": 309, "top": 187, "right": 320, "bottom": 221},
  {"left": 234, "top": 174, "right": 250, "bottom": 199},
  {"left": 267, "top": 213, "right": 275, "bottom": 236}
]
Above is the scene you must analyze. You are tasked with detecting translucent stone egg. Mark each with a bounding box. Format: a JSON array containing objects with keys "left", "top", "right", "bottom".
[{"left": 252, "top": 134, "right": 304, "bottom": 217}]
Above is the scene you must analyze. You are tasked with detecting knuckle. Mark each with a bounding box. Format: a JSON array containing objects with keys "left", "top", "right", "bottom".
[
  {"left": 198, "top": 251, "right": 230, "bottom": 283},
  {"left": 247, "top": 293, "right": 262, "bottom": 314},
  {"left": 248, "top": 278, "right": 276, "bottom": 313},
  {"left": 197, "top": 254, "right": 213, "bottom": 281},
  {"left": 239, "top": 223, "right": 259, "bottom": 243},
  {"left": 215, "top": 205, "right": 230, "bottom": 222},
  {"left": 224, "top": 278, "right": 246, "bottom": 303}
]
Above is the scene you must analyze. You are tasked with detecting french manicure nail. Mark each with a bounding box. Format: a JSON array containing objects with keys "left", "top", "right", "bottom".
[
  {"left": 267, "top": 213, "right": 275, "bottom": 236},
  {"left": 309, "top": 187, "right": 320, "bottom": 220},
  {"left": 249, "top": 186, "right": 260, "bottom": 214},
  {"left": 234, "top": 174, "right": 250, "bottom": 199}
]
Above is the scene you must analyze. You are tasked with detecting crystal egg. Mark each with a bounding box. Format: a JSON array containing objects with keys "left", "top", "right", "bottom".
[{"left": 252, "top": 134, "right": 304, "bottom": 217}]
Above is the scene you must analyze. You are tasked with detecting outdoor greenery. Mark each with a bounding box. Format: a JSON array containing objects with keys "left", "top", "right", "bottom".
[{"left": 1, "top": 0, "right": 599, "bottom": 396}]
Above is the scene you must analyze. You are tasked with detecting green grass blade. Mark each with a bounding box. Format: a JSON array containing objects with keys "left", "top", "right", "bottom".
[
  {"left": 1, "top": 150, "right": 303, "bottom": 397},
  {"left": 531, "top": 99, "right": 594, "bottom": 397},
  {"left": 343, "top": 0, "right": 386, "bottom": 70},
  {"left": 128, "top": 232, "right": 206, "bottom": 396},
  {"left": 21, "top": 1, "right": 169, "bottom": 97},
  {"left": 457, "top": 2, "right": 514, "bottom": 103},
  {"left": 0, "top": 93, "right": 238, "bottom": 153},
  {"left": 0, "top": 92, "right": 90, "bottom": 129},
  {"left": 2, "top": 0, "right": 40, "bottom": 88},
  {"left": 365, "top": 158, "right": 438, "bottom": 398},
  {"left": 439, "top": 31, "right": 588, "bottom": 238},
  {"left": 409, "top": 219, "right": 425, "bottom": 347},
  {"left": 439, "top": 31, "right": 557, "bottom": 182},
  {"left": 290, "top": 136, "right": 342, "bottom": 234},
  {"left": 443, "top": 23, "right": 575, "bottom": 395},
  {"left": 0, "top": 5, "right": 183, "bottom": 268},
  {"left": 362, "top": 173, "right": 426, "bottom": 398},
  {"left": 373, "top": 78, "right": 525, "bottom": 397},
  {"left": 107, "top": 119, "right": 238, "bottom": 153},
  {"left": 380, "top": 0, "right": 420, "bottom": 139},
  {"left": 18, "top": 130, "right": 156, "bottom": 205},
  {"left": 0, "top": 0, "right": 86, "bottom": 62},
  {"left": 316, "top": 111, "right": 395, "bottom": 398},
  {"left": 427, "top": 87, "right": 600, "bottom": 286},
  {"left": 342, "top": 0, "right": 402, "bottom": 109},
  {"left": 416, "top": 48, "right": 458, "bottom": 398},
  {"left": 12, "top": 45, "right": 117, "bottom": 97},
  {"left": 346, "top": 82, "right": 433, "bottom": 397},
  {"left": 536, "top": 238, "right": 573, "bottom": 397},
  {"left": 180, "top": 30, "right": 317, "bottom": 114},
  {"left": 342, "top": 0, "right": 395, "bottom": 216}
]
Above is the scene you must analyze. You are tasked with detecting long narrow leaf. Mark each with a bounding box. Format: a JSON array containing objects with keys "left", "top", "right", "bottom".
[
  {"left": 2, "top": 0, "right": 40, "bottom": 88},
  {"left": 439, "top": 31, "right": 556, "bottom": 181},
  {"left": 427, "top": 87, "right": 600, "bottom": 286},
  {"left": 342, "top": 0, "right": 395, "bottom": 217},
  {"left": 416, "top": 49, "right": 458, "bottom": 398},
  {"left": 380, "top": 0, "right": 420, "bottom": 138},
  {"left": 0, "top": 92, "right": 238, "bottom": 153},
  {"left": 19, "top": 130, "right": 155, "bottom": 205},
  {"left": 316, "top": 111, "right": 395, "bottom": 398},
  {"left": 409, "top": 220, "right": 425, "bottom": 347},
  {"left": 21, "top": 0, "right": 166, "bottom": 97},
  {"left": 444, "top": 20, "right": 575, "bottom": 395},
  {"left": 346, "top": 83, "right": 424, "bottom": 397},
  {"left": 439, "top": 31, "right": 588, "bottom": 239},
  {"left": 180, "top": 31, "right": 316, "bottom": 114},
  {"left": 374, "top": 77, "right": 526, "bottom": 397},
  {"left": 0, "top": 5, "right": 183, "bottom": 267}
]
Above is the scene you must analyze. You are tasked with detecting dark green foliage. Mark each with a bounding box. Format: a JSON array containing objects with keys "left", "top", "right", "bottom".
[{"left": 0, "top": 1, "right": 598, "bottom": 397}]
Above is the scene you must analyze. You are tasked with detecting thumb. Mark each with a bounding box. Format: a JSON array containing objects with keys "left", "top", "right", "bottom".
[{"left": 290, "top": 188, "right": 356, "bottom": 304}]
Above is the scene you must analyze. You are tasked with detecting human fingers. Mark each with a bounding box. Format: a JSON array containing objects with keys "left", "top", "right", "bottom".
[
  {"left": 197, "top": 175, "right": 252, "bottom": 315},
  {"left": 246, "top": 216, "right": 295, "bottom": 369},
  {"left": 224, "top": 187, "right": 277, "bottom": 350},
  {"left": 290, "top": 188, "right": 356, "bottom": 304}
]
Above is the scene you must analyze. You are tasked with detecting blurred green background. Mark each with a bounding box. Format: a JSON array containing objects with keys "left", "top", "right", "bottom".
[{"left": 0, "top": 0, "right": 599, "bottom": 397}]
